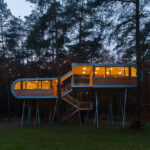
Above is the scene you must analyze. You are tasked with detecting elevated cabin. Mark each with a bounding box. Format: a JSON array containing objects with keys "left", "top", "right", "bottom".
[
  {"left": 72, "top": 63, "right": 137, "bottom": 88},
  {"left": 11, "top": 78, "right": 58, "bottom": 99},
  {"left": 11, "top": 63, "right": 137, "bottom": 99}
]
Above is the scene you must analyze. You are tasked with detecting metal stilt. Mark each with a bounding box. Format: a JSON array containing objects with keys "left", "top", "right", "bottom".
[
  {"left": 77, "top": 92, "right": 82, "bottom": 128},
  {"left": 34, "top": 102, "right": 40, "bottom": 127},
  {"left": 96, "top": 92, "right": 99, "bottom": 128},
  {"left": 123, "top": 88, "right": 127, "bottom": 128},
  {"left": 21, "top": 100, "right": 25, "bottom": 127},
  {"left": 52, "top": 99, "right": 58, "bottom": 125}
]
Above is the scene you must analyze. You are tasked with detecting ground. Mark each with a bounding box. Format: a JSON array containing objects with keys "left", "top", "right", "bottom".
[{"left": 0, "top": 122, "right": 150, "bottom": 150}]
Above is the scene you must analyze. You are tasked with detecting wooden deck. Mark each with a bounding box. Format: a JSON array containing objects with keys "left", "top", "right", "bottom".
[{"left": 93, "top": 77, "right": 137, "bottom": 86}]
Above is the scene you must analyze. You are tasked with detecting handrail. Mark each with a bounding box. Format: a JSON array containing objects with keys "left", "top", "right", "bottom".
[{"left": 61, "top": 70, "right": 73, "bottom": 82}]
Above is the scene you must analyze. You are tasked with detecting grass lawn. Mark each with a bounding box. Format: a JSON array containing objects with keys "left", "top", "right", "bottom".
[{"left": 0, "top": 122, "right": 150, "bottom": 150}]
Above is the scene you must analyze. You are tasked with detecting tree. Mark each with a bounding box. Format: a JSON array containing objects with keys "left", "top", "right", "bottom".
[
  {"left": 106, "top": 0, "right": 150, "bottom": 127},
  {"left": 0, "top": 0, "right": 11, "bottom": 54},
  {"left": 5, "top": 17, "right": 25, "bottom": 64}
]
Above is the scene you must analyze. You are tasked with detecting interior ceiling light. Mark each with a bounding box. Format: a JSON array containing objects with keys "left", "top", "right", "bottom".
[
  {"left": 119, "top": 72, "right": 121, "bottom": 74},
  {"left": 96, "top": 67, "right": 99, "bottom": 71},
  {"left": 82, "top": 71, "right": 86, "bottom": 74},
  {"left": 106, "top": 72, "right": 109, "bottom": 74},
  {"left": 83, "top": 67, "right": 87, "bottom": 70},
  {"left": 95, "top": 72, "right": 97, "bottom": 74}
]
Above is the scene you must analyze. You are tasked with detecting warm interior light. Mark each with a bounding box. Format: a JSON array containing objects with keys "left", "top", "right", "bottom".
[
  {"left": 106, "top": 72, "right": 109, "bottom": 74},
  {"left": 45, "top": 80, "right": 48, "bottom": 82},
  {"left": 96, "top": 67, "right": 99, "bottom": 71},
  {"left": 82, "top": 67, "right": 87, "bottom": 70},
  {"left": 119, "top": 72, "right": 121, "bottom": 74},
  {"left": 110, "top": 68, "right": 112, "bottom": 70},
  {"left": 95, "top": 72, "right": 97, "bottom": 74},
  {"left": 82, "top": 71, "right": 86, "bottom": 74}
]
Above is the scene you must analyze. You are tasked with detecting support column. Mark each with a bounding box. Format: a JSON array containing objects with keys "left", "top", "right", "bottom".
[
  {"left": 34, "top": 101, "right": 40, "bottom": 127},
  {"left": 94, "top": 92, "right": 99, "bottom": 128},
  {"left": 123, "top": 88, "right": 127, "bottom": 128},
  {"left": 52, "top": 99, "right": 58, "bottom": 125},
  {"left": 21, "top": 100, "right": 25, "bottom": 127},
  {"left": 77, "top": 92, "right": 82, "bottom": 128}
]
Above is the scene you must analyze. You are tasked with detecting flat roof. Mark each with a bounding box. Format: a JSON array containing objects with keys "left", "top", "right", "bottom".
[{"left": 72, "top": 63, "right": 136, "bottom": 67}]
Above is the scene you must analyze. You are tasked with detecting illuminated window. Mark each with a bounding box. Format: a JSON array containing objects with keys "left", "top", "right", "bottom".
[
  {"left": 95, "top": 67, "right": 105, "bottom": 77},
  {"left": 125, "top": 67, "right": 129, "bottom": 77},
  {"left": 111, "top": 67, "right": 124, "bottom": 77},
  {"left": 42, "top": 81, "right": 51, "bottom": 89},
  {"left": 72, "top": 66, "right": 93, "bottom": 75},
  {"left": 131, "top": 67, "right": 137, "bottom": 77},
  {"left": 106, "top": 67, "right": 111, "bottom": 77},
  {"left": 14, "top": 81, "right": 21, "bottom": 90},
  {"left": 22, "top": 81, "right": 41, "bottom": 89}
]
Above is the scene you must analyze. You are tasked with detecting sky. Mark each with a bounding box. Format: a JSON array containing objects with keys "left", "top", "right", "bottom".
[{"left": 4, "top": 0, "right": 34, "bottom": 20}]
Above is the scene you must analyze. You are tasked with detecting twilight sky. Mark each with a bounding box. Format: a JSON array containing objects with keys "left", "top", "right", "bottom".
[{"left": 4, "top": 0, "right": 34, "bottom": 20}]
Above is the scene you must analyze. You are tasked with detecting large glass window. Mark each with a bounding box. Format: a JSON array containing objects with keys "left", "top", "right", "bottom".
[
  {"left": 95, "top": 67, "right": 105, "bottom": 77},
  {"left": 42, "top": 81, "right": 51, "bottom": 89},
  {"left": 72, "top": 66, "right": 93, "bottom": 85},
  {"left": 106, "top": 67, "right": 111, "bottom": 77},
  {"left": 111, "top": 67, "right": 124, "bottom": 77},
  {"left": 14, "top": 81, "right": 21, "bottom": 90},
  {"left": 22, "top": 81, "right": 39, "bottom": 89},
  {"left": 125, "top": 67, "right": 129, "bottom": 77},
  {"left": 21, "top": 81, "right": 52, "bottom": 90},
  {"left": 72, "top": 66, "right": 93, "bottom": 75},
  {"left": 131, "top": 67, "right": 137, "bottom": 77}
]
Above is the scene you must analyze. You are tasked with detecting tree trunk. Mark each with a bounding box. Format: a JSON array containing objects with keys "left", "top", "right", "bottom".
[
  {"left": 54, "top": 0, "right": 61, "bottom": 124},
  {"left": 79, "top": 0, "right": 83, "bottom": 53},
  {"left": 135, "top": 0, "right": 141, "bottom": 119}
]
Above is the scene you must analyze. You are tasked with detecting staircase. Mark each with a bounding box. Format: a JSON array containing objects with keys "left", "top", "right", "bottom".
[
  {"left": 61, "top": 71, "right": 93, "bottom": 121},
  {"left": 63, "top": 93, "right": 93, "bottom": 110},
  {"left": 62, "top": 92, "right": 93, "bottom": 121}
]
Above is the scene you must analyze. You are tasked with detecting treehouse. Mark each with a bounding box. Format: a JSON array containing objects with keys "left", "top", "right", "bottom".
[
  {"left": 72, "top": 63, "right": 137, "bottom": 88},
  {"left": 11, "top": 63, "right": 137, "bottom": 99},
  {"left": 11, "top": 63, "right": 138, "bottom": 127}
]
